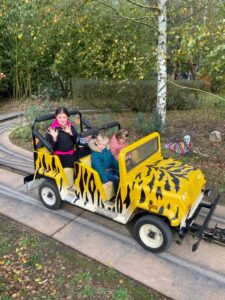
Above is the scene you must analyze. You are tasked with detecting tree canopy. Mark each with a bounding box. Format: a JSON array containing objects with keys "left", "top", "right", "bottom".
[{"left": 0, "top": 0, "right": 224, "bottom": 99}]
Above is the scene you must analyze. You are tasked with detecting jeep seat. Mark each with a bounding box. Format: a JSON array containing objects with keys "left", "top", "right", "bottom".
[{"left": 80, "top": 155, "right": 115, "bottom": 200}]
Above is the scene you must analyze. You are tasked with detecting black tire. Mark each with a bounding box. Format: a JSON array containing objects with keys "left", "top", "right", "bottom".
[
  {"left": 134, "top": 215, "right": 172, "bottom": 253},
  {"left": 39, "top": 180, "right": 62, "bottom": 210}
]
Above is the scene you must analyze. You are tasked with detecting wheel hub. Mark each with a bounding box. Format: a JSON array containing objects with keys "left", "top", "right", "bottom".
[
  {"left": 41, "top": 187, "right": 56, "bottom": 206},
  {"left": 47, "top": 192, "right": 53, "bottom": 198},
  {"left": 148, "top": 231, "right": 156, "bottom": 239},
  {"left": 140, "top": 224, "right": 163, "bottom": 248}
]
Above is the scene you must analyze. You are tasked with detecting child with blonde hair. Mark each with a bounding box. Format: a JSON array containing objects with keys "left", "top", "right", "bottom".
[
  {"left": 110, "top": 128, "right": 129, "bottom": 160},
  {"left": 89, "top": 132, "right": 119, "bottom": 193}
]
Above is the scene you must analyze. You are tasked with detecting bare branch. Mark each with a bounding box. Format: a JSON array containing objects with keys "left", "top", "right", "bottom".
[
  {"left": 132, "top": 15, "right": 154, "bottom": 20},
  {"left": 95, "top": 0, "right": 159, "bottom": 32},
  {"left": 168, "top": 79, "right": 225, "bottom": 102},
  {"left": 170, "top": 3, "right": 209, "bottom": 25},
  {"left": 168, "top": 0, "right": 201, "bottom": 14},
  {"left": 126, "top": 0, "right": 161, "bottom": 12}
]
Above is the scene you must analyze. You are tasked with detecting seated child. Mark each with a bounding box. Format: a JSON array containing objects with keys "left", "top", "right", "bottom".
[
  {"left": 46, "top": 106, "right": 91, "bottom": 168},
  {"left": 110, "top": 128, "right": 129, "bottom": 160},
  {"left": 46, "top": 107, "right": 79, "bottom": 168},
  {"left": 89, "top": 132, "right": 119, "bottom": 194}
]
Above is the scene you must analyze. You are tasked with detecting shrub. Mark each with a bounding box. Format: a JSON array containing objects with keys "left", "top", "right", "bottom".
[
  {"left": 72, "top": 79, "right": 156, "bottom": 112},
  {"left": 10, "top": 100, "right": 53, "bottom": 141},
  {"left": 72, "top": 78, "right": 208, "bottom": 112},
  {"left": 167, "top": 80, "right": 208, "bottom": 110},
  {"left": 136, "top": 112, "right": 162, "bottom": 134},
  {"left": 10, "top": 124, "right": 32, "bottom": 141},
  {"left": 118, "top": 80, "right": 156, "bottom": 112}
]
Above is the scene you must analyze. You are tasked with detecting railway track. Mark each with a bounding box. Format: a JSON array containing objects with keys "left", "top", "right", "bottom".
[{"left": 1, "top": 114, "right": 225, "bottom": 299}]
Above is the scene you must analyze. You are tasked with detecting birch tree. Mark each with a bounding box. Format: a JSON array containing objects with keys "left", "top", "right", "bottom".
[
  {"left": 156, "top": 0, "right": 167, "bottom": 128},
  {"left": 96, "top": 0, "right": 168, "bottom": 129}
]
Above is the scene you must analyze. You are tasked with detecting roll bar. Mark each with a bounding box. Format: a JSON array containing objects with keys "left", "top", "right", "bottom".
[
  {"left": 80, "top": 121, "right": 121, "bottom": 138},
  {"left": 33, "top": 108, "right": 81, "bottom": 126}
]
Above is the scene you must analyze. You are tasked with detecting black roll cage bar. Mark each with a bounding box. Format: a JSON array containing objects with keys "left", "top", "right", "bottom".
[{"left": 31, "top": 109, "right": 121, "bottom": 154}]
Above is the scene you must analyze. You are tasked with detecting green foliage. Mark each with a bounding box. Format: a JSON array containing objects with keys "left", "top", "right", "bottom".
[
  {"left": 23, "top": 253, "right": 40, "bottom": 267},
  {"left": 21, "top": 236, "right": 40, "bottom": 248},
  {"left": 167, "top": 80, "right": 208, "bottom": 110},
  {"left": 113, "top": 287, "right": 129, "bottom": 300},
  {"left": 120, "top": 80, "right": 156, "bottom": 112},
  {"left": 168, "top": 0, "right": 225, "bottom": 90},
  {"left": 97, "top": 287, "right": 106, "bottom": 296},
  {"left": 81, "top": 271, "right": 92, "bottom": 283},
  {"left": 74, "top": 79, "right": 156, "bottom": 112},
  {"left": 136, "top": 112, "right": 163, "bottom": 134},
  {"left": 106, "top": 266, "right": 119, "bottom": 279},
  {"left": 0, "top": 0, "right": 224, "bottom": 110},
  {"left": 55, "top": 275, "right": 65, "bottom": 288},
  {"left": 78, "top": 284, "right": 94, "bottom": 298},
  {"left": 10, "top": 124, "right": 31, "bottom": 141},
  {"left": 0, "top": 0, "right": 154, "bottom": 99},
  {"left": 10, "top": 99, "right": 52, "bottom": 141},
  {"left": 23, "top": 99, "right": 51, "bottom": 123},
  {"left": 75, "top": 78, "right": 208, "bottom": 112}
]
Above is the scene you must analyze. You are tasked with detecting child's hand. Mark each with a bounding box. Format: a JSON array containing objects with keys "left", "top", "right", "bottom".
[
  {"left": 63, "top": 125, "right": 73, "bottom": 136},
  {"left": 48, "top": 127, "right": 58, "bottom": 141}
]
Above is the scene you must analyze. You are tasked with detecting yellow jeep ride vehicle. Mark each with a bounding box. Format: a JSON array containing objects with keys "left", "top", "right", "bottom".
[{"left": 24, "top": 109, "right": 220, "bottom": 253}]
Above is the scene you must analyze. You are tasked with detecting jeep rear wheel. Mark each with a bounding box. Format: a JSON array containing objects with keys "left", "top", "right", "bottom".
[
  {"left": 39, "top": 180, "right": 61, "bottom": 210},
  {"left": 134, "top": 215, "right": 172, "bottom": 253}
]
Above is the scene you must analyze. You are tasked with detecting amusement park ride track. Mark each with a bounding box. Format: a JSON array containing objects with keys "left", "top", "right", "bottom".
[
  {"left": 1, "top": 114, "right": 225, "bottom": 299},
  {"left": 1, "top": 114, "right": 225, "bottom": 248}
]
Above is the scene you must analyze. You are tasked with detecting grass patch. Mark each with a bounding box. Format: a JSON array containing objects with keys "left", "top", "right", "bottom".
[{"left": 0, "top": 214, "right": 166, "bottom": 300}]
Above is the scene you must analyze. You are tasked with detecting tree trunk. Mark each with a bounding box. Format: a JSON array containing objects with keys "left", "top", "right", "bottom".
[{"left": 156, "top": 0, "right": 167, "bottom": 129}]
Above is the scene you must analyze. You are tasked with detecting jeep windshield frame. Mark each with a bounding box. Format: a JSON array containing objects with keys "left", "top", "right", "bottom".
[
  {"left": 118, "top": 132, "right": 162, "bottom": 180},
  {"left": 125, "top": 136, "right": 159, "bottom": 172}
]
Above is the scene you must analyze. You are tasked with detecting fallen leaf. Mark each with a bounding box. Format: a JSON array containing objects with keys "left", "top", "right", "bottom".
[{"left": 35, "top": 264, "right": 43, "bottom": 270}]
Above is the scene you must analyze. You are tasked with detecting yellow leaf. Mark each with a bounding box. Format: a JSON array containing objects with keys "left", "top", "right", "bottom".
[
  {"left": 119, "top": 279, "right": 124, "bottom": 284},
  {"left": 35, "top": 264, "right": 43, "bottom": 270},
  {"left": 0, "top": 259, "right": 5, "bottom": 265},
  {"left": 17, "top": 33, "right": 23, "bottom": 40}
]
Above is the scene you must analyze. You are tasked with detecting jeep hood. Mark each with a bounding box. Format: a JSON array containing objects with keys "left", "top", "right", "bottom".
[{"left": 133, "top": 157, "right": 205, "bottom": 199}]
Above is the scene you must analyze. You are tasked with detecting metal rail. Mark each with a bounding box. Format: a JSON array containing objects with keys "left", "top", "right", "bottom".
[
  {"left": 0, "top": 163, "right": 30, "bottom": 176},
  {"left": 0, "top": 112, "right": 23, "bottom": 123}
]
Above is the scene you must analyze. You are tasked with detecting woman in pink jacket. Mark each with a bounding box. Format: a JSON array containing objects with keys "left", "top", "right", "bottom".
[{"left": 110, "top": 129, "right": 129, "bottom": 160}]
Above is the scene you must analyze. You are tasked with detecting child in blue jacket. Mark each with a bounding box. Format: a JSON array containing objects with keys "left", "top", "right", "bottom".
[{"left": 89, "top": 133, "right": 119, "bottom": 193}]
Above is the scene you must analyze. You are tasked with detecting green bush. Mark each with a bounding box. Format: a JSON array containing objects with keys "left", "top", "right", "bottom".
[
  {"left": 136, "top": 112, "right": 162, "bottom": 134},
  {"left": 72, "top": 78, "right": 208, "bottom": 112},
  {"left": 167, "top": 80, "right": 208, "bottom": 110},
  {"left": 72, "top": 79, "right": 156, "bottom": 112},
  {"left": 10, "top": 125, "right": 32, "bottom": 141},
  {"left": 10, "top": 100, "right": 52, "bottom": 141},
  {"left": 119, "top": 80, "right": 156, "bottom": 112}
]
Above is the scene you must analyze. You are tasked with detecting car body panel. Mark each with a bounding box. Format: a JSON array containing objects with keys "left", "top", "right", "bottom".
[{"left": 29, "top": 130, "right": 206, "bottom": 228}]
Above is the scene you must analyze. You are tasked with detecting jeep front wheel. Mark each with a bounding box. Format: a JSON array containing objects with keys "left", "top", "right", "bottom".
[{"left": 134, "top": 215, "right": 172, "bottom": 253}]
